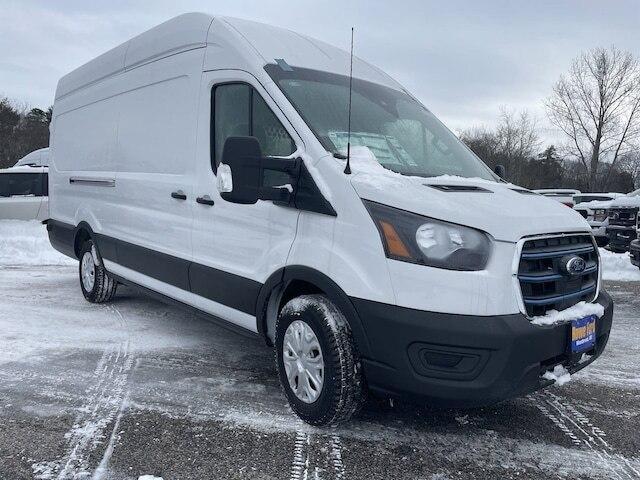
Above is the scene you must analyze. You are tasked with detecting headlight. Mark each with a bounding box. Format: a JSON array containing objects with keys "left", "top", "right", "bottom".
[
  {"left": 363, "top": 200, "right": 492, "bottom": 271},
  {"left": 593, "top": 209, "right": 608, "bottom": 222}
]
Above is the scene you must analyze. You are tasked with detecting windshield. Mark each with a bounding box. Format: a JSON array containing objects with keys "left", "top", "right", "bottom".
[
  {"left": 574, "top": 195, "right": 614, "bottom": 204},
  {"left": 265, "top": 65, "right": 496, "bottom": 181}
]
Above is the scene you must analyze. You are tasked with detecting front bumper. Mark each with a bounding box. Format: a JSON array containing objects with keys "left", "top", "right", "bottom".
[
  {"left": 607, "top": 227, "right": 637, "bottom": 251},
  {"left": 353, "top": 291, "right": 613, "bottom": 408},
  {"left": 630, "top": 239, "right": 640, "bottom": 267}
]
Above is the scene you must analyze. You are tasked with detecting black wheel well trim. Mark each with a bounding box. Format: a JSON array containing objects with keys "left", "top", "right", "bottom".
[
  {"left": 255, "top": 265, "right": 372, "bottom": 357},
  {"left": 73, "top": 221, "right": 96, "bottom": 258}
]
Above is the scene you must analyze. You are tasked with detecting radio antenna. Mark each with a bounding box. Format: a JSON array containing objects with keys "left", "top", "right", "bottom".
[{"left": 344, "top": 27, "right": 354, "bottom": 175}]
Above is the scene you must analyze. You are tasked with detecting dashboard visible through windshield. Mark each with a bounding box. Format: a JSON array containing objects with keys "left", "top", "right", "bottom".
[{"left": 265, "top": 64, "right": 496, "bottom": 181}]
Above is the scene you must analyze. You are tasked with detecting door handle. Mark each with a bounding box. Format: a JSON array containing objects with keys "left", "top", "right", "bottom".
[
  {"left": 196, "top": 195, "right": 215, "bottom": 206},
  {"left": 171, "top": 190, "right": 187, "bottom": 200}
]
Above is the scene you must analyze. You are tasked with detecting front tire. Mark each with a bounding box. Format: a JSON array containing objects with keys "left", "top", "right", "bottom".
[
  {"left": 79, "top": 240, "right": 117, "bottom": 303},
  {"left": 275, "top": 294, "right": 366, "bottom": 426}
]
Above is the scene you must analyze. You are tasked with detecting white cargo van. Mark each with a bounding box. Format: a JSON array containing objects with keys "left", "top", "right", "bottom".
[{"left": 48, "top": 13, "right": 613, "bottom": 425}]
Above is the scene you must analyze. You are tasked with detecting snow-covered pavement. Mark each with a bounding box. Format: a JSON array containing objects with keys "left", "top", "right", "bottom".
[{"left": 1, "top": 222, "right": 639, "bottom": 479}]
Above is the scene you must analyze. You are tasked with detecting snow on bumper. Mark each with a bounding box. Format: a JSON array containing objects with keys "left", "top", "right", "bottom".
[{"left": 351, "top": 291, "right": 613, "bottom": 407}]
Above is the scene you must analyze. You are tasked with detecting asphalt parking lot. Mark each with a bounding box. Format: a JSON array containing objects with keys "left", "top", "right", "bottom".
[{"left": 0, "top": 266, "right": 639, "bottom": 480}]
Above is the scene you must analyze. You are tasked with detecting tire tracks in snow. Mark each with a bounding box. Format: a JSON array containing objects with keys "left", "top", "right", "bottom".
[
  {"left": 32, "top": 304, "right": 134, "bottom": 480},
  {"left": 531, "top": 390, "right": 640, "bottom": 480},
  {"left": 290, "top": 431, "right": 346, "bottom": 480}
]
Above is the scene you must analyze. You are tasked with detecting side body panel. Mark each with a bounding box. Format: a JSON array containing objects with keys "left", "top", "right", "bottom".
[
  {"left": 112, "top": 49, "right": 201, "bottom": 263},
  {"left": 0, "top": 197, "right": 42, "bottom": 220}
]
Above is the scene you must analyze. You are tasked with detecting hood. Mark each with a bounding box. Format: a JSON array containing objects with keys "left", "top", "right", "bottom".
[
  {"left": 610, "top": 195, "right": 640, "bottom": 209},
  {"left": 346, "top": 148, "right": 590, "bottom": 243}
]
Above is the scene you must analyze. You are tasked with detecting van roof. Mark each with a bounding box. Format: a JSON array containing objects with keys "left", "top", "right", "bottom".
[{"left": 55, "top": 13, "right": 403, "bottom": 100}]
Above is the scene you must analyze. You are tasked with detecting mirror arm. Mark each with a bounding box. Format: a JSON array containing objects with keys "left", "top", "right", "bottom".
[{"left": 259, "top": 157, "right": 302, "bottom": 205}]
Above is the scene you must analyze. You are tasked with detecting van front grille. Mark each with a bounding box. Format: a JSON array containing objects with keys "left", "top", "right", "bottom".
[{"left": 518, "top": 235, "right": 599, "bottom": 317}]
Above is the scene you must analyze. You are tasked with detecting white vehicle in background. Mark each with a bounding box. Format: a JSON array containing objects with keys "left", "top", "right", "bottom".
[
  {"left": 573, "top": 193, "right": 624, "bottom": 247},
  {"left": 533, "top": 189, "right": 581, "bottom": 208},
  {"left": 0, "top": 149, "right": 49, "bottom": 221},
  {"left": 14, "top": 147, "right": 50, "bottom": 168},
  {"left": 608, "top": 188, "right": 640, "bottom": 252},
  {"left": 47, "top": 13, "right": 613, "bottom": 426}
]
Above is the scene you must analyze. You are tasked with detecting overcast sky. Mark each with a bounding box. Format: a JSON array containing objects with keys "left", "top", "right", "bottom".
[{"left": 1, "top": 0, "right": 639, "bottom": 141}]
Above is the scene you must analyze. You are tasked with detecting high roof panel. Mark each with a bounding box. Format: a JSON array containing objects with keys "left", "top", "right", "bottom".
[
  {"left": 55, "top": 13, "right": 214, "bottom": 100},
  {"left": 55, "top": 13, "right": 403, "bottom": 101}
]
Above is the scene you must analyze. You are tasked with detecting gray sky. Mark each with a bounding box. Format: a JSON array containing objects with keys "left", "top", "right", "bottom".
[{"left": 1, "top": 0, "right": 639, "bottom": 141}]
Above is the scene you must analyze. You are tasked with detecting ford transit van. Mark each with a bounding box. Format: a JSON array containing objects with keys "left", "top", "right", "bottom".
[{"left": 47, "top": 13, "right": 613, "bottom": 425}]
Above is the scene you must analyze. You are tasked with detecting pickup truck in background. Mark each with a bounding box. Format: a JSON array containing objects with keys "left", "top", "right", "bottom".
[
  {"left": 573, "top": 193, "right": 624, "bottom": 247},
  {"left": 606, "top": 189, "right": 640, "bottom": 252},
  {"left": 534, "top": 189, "right": 581, "bottom": 207}
]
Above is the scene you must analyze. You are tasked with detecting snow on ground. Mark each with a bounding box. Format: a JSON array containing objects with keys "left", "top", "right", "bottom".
[
  {"left": 599, "top": 248, "right": 640, "bottom": 281},
  {"left": 0, "top": 220, "right": 74, "bottom": 266},
  {"left": 542, "top": 364, "right": 572, "bottom": 386},
  {"left": 1, "top": 220, "right": 639, "bottom": 479}
]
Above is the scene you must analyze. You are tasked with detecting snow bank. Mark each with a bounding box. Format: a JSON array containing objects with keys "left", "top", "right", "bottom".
[
  {"left": 138, "top": 476, "right": 163, "bottom": 480},
  {"left": 0, "top": 220, "right": 75, "bottom": 266},
  {"left": 599, "top": 248, "right": 640, "bottom": 281},
  {"left": 543, "top": 365, "right": 571, "bottom": 386},
  {"left": 530, "top": 301, "right": 604, "bottom": 326}
]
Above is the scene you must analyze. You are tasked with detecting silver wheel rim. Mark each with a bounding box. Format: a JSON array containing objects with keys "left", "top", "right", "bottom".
[
  {"left": 282, "top": 320, "right": 324, "bottom": 404},
  {"left": 81, "top": 251, "right": 96, "bottom": 292}
]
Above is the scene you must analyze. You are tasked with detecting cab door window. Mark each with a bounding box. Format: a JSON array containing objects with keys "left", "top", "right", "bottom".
[{"left": 212, "top": 83, "right": 295, "bottom": 171}]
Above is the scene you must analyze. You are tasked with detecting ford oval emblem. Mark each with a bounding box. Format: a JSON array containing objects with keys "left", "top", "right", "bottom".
[{"left": 564, "top": 256, "right": 587, "bottom": 275}]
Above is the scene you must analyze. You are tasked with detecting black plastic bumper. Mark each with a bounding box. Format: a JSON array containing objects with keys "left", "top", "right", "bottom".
[
  {"left": 353, "top": 291, "right": 613, "bottom": 408},
  {"left": 630, "top": 239, "right": 640, "bottom": 267},
  {"left": 606, "top": 227, "right": 636, "bottom": 252}
]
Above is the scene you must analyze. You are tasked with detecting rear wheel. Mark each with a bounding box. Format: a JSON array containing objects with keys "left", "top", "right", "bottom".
[
  {"left": 79, "top": 239, "right": 117, "bottom": 303},
  {"left": 275, "top": 294, "right": 366, "bottom": 426}
]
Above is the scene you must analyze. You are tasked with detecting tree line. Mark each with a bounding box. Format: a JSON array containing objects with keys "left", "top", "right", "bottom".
[
  {"left": 461, "top": 46, "right": 640, "bottom": 193},
  {"left": 0, "top": 97, "right": 51, "bottom": 169}
]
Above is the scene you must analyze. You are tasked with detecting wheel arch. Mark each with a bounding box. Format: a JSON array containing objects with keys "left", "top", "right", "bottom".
[
  {"left": 73, "top": 221, "right": 95, "bottom": 258},
  {"left": 256, "top": 265, "right": 372, "bottom": 358}
]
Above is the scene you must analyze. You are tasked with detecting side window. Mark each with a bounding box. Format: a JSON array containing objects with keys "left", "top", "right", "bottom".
[
  {"left": 252, "top": 94, "right": 296, "bottom": 157},
  {"left": 213, "top": 84, "right": 250, "bottom": 169},
  {"left": 42, "top": 173, "right": 49, "bottom": 196},
  {"left": 0, "top": 173, "right": 42, "bottom": 197},
  {"left": 212, "top": 83, "right": 296, "bottom": 171},
  {"left": 0, "top": 176, "right": 9, "bottom": 197}
]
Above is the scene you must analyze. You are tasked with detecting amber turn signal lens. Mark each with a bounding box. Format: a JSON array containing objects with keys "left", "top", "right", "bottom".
[{"left": 379, "top": 220, "right": 411, "bottom": 258}]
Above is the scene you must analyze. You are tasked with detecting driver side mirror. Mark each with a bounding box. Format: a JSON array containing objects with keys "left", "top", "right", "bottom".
[
  {"left": 494, "top": 164, "right": 506, "bottom": 179},
  {"left": 218, "top": 136, "right": 299, "bottom": 205}
]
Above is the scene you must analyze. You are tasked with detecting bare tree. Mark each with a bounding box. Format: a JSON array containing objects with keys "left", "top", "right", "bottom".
[
  {"left": 495, "top": 108, "right": 539, "bottom": 183},
  {"left": 546, "top": 46, "right": 640, "bottom": 191}
]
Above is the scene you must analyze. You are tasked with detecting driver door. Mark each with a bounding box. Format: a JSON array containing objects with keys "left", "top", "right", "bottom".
[{"left": 191, "top": 70, "right": 302, "bottom": 331}]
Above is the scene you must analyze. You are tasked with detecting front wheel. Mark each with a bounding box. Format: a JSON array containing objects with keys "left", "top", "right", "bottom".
[
  {"left": 79, "top": 240, "right": 117, "bottom": 303},
  {"left": 275, "top": 294, "right": 366, "bottom": 426}
]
